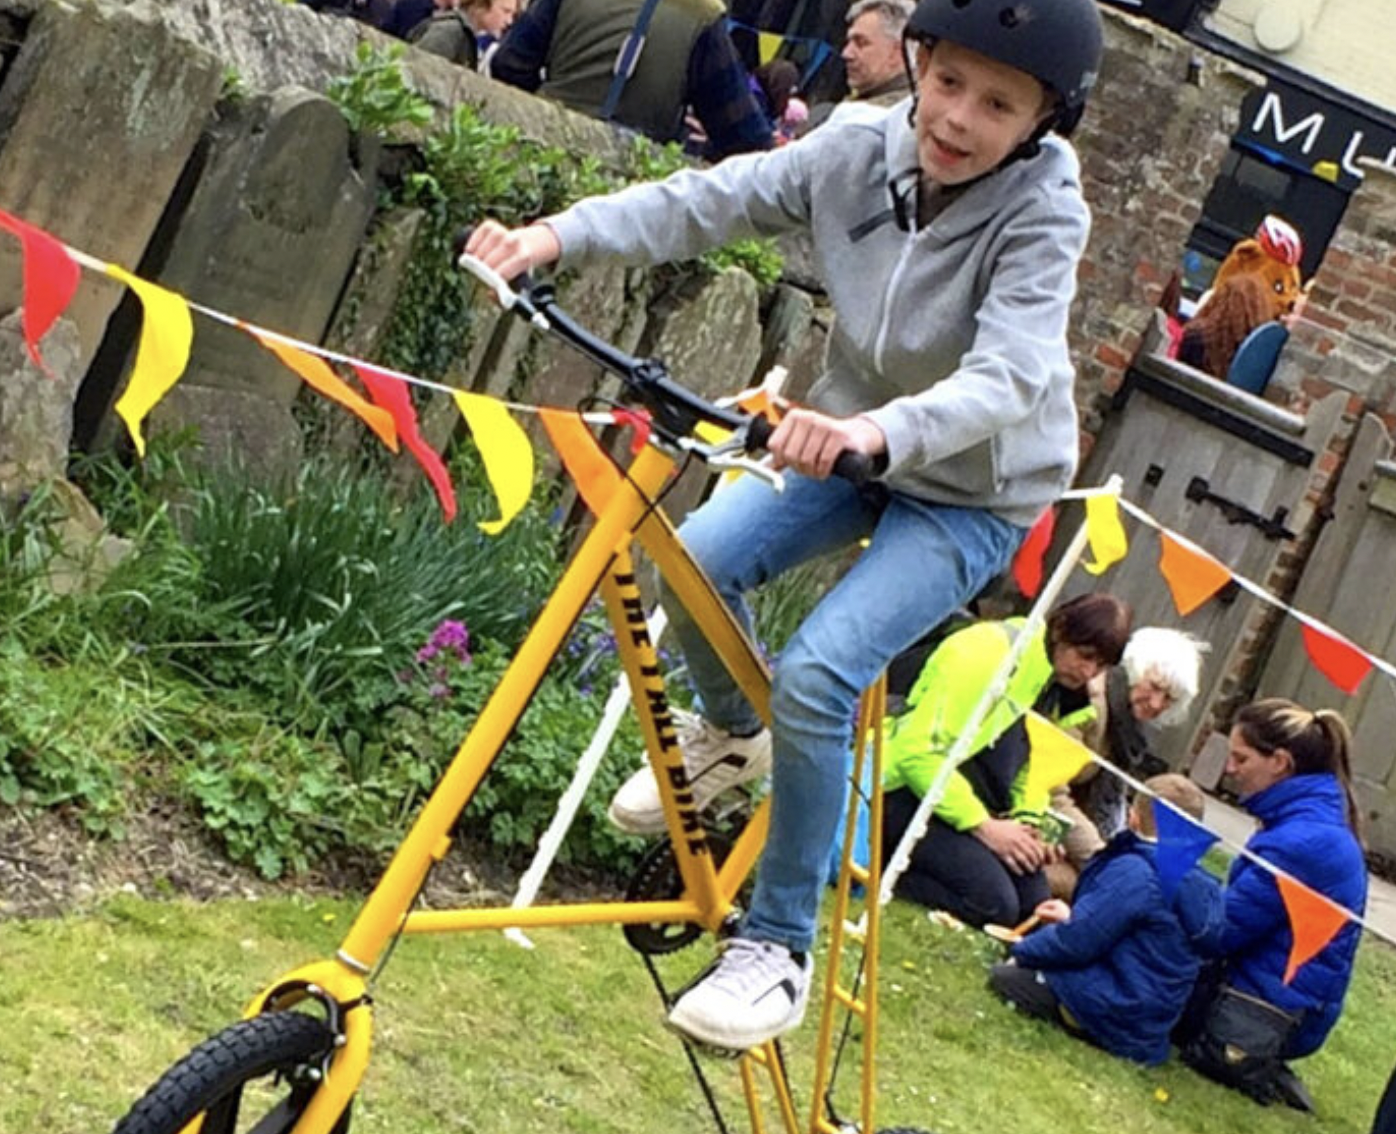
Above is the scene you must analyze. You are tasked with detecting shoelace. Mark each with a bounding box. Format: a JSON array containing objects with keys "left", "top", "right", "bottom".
[
  {"left": 671, "top": 707, "right": 710, "bottom": 747},
  {"left": 705, "top": 938, "right": 796, "bottom": 997},
  {"left": 672, "top": 708, "right": 732, "bottom": 773}
]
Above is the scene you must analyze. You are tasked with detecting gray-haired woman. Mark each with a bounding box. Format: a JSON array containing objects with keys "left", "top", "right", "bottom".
[{"left": 1047, "top": 627, "right": 1207, "bottom": 898}]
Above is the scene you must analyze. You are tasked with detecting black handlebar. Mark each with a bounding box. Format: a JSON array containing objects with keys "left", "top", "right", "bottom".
[
  {"left": 455, "top": 228, "right": 882, "bottom": 486},
  {"left": 742, "top": 414, "right": 883, "bottom": 487}
]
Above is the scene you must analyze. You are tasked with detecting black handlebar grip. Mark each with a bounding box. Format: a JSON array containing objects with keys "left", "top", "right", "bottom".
[{"left": 743, "top": 413, "right": 882, "bottom": 486}]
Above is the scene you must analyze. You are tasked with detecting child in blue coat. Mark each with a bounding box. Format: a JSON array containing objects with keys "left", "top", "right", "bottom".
[{"left": 989, "top": 774, "right": 1224, "bottom": 1065}]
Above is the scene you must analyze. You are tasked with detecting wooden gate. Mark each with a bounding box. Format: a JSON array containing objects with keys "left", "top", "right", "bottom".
[
  {"left": 1257, "top": 413, "right": 1396, "bottom": 859},
  {"left": 1064, "top": 342, "right": 1348, "bottom": 771}
]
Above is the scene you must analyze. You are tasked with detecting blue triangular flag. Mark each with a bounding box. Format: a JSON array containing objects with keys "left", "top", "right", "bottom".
[{"left": 1154, "top": 800, "right": 1218, "bottom": 898}]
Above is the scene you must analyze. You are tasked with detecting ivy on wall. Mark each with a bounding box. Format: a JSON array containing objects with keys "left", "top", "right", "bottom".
[{"left": 327, "top": 44, "right": 783, "bottom": 386}]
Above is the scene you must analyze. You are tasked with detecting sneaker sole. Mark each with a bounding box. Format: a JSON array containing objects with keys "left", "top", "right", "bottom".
[
  {"left": 607, "top": 799, "right": 667, "bottom": 837},
  {"left": 665, "top": 995, "right": 807, "bottom": 1053}
]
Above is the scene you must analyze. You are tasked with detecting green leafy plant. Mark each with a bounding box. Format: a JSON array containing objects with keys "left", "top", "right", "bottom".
[{"left": 327, "top": 42, "right": 434, "bottom": 138}]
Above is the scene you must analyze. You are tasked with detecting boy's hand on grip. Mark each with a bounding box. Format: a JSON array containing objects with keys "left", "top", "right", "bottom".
[
  {"left": 464, "top": 220, "right": 561, "bottom": 284},
  {"left": 767, "top": 409, "right": 886, "bottom": 481}
]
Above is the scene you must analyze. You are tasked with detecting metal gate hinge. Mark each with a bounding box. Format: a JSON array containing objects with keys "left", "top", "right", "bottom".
[{"left": 1185, "top": 477, "right": 1296, "bottom": 541}]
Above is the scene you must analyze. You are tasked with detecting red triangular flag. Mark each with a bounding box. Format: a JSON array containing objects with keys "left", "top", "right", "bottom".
[
  {"left": 1276, "top": 873, "right": 1351, "bottom": 984},
  {"left": 1158, "top": 532, "right": 1232, "bottom": 616},
  {"left": 1011, "top": 506, "right": 1056, "bottom": 598},
  {"left": 351, "top": 362, "right": 457, "bottom": 522},
  {"left": 1300, "top": 623, "right": 1372, "bottom": 696},
  {"left": 0, "top": 208, "right": 81, "bottom": 375},
  {"left": 610, "top": 406, "right": 653, "bottom": 455}
]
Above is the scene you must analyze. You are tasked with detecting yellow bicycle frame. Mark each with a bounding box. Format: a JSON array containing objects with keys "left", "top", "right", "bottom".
[{"left": 215, "top": 440, "right": 884, "bottom": 1134}]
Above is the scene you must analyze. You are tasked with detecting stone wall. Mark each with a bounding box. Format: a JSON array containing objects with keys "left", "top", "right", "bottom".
[{"left": 2, "top": 0, "right": 1396, "bottom": 561}]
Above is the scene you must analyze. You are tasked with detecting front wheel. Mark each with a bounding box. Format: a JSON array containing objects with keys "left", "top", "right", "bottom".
[{"left": 111, "top": 1011, "right": 347, "bottom": 1134}]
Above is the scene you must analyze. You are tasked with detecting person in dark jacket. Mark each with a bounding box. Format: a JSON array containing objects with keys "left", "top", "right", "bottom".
[
  {"left": 1374, "top": 1063, "right": 1396, "bottom": 1134},
  {"left": 990, "top": 774, "right": 1224, "bottom": 1065},
  {"left": 1179, "top": 698, "right": 1368, "bottom": 1109},
  {"left": 488, "top": 0, "right": 773, "bottom": 159}
]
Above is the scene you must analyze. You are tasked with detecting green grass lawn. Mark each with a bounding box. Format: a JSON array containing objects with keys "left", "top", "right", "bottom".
[{"left": 0, "top": 893, "right": 1391, "bottom": 1134}]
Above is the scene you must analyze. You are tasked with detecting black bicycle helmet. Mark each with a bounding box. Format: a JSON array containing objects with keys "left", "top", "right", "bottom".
[{"left": 904, "top": 0, "right": 1104, "bottom": 136}]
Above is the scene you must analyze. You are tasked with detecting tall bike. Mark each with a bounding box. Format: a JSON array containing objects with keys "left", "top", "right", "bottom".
[{"left": 111, "top": 253, "right": 921, "bottom": 1134}]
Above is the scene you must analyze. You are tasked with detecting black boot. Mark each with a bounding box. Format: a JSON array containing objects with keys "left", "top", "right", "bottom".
[{"left": 1272, "top": 1064, "right": 1315, "bottom": 1114}]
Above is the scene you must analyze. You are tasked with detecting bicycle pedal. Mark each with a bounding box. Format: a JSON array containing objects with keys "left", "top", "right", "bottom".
[{"left": 661, "top": 1015, "right": 747, "bottom": 1060}]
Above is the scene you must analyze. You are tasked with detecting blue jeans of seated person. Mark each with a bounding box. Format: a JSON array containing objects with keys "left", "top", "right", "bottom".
[{"left": 661, "top": 471, "right": 1023, "bottom": 953}]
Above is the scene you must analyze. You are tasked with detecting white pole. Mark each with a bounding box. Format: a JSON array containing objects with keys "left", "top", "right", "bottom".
[{"left": 878, "top": 474, "right": 1122, "bottom": 908}]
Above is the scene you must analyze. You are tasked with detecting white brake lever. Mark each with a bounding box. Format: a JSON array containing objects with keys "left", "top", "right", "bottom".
[
  {"left": 456, "top": 250, "right": 550, "bottom": 330},
  {"left": 679, "top": 436, "right": 785, "bottom": 492}
]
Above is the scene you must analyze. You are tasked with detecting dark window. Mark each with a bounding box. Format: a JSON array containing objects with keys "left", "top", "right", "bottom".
[{"left": 1183, "top": 141, "right": 1347, "bottom": 297}]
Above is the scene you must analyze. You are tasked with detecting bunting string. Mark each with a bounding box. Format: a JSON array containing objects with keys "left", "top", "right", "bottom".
[
  {"left": 1113, "top": 495, "right": 1396, "bottom": 690},
  {"left": 12, "top": 208, "right": 1396, "bottom": 698},
  {"left": 11, "top": 214, "right": 635, "bottom": 532},
  {"left": 4, "top": 209, "right": 1393, "bottom": 979}
]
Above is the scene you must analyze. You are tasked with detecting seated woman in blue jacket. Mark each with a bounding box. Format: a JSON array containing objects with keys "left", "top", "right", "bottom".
[
  {"left": 990, "top": 773, "right": 1225, "bottom": 1065},
  {"left": 1179, "top": 698, "right": 1368, "bottom": 1110}
]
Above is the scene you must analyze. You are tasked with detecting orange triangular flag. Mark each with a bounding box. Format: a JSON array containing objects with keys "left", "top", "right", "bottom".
[
  {"left": 1158, "top": 532, "right": 1232, "bottom": 616},
  {"left": 1277, "top": 873, "right": 1351, "bottom": 984},
  {"left": 735, "top": 387, "right": 780, "bottom": 423},
  {"left": 1300, "top": 623, "right": 1373, "bottom": 696},
  {"left": 1012, "top": 506, "right": 1055, "bottom": 599},
  {"left": 538, "top": 408, "right": 622, "bottom": 517},
  {"left": 250, "top": 332, "right": 398, "bottom": 452}
]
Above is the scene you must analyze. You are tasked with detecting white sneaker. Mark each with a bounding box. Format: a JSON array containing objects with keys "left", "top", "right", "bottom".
[
  {"left": 608, "top": 709, "right": 772, "bottom": 835},
  {"left": 667, "top": 937, "right": 812, "bottom": 1051}
]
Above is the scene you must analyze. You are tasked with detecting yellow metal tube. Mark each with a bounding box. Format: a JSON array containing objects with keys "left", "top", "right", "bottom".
[
  {"left": 403, "top": 898, "right": 704, "bottom": 934},
  {"left": 337, "top": 447, "right": 675, "bottom": 969}
]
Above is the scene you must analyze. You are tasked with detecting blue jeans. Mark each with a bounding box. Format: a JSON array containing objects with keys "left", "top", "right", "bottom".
[{"left": 662, "top": 472, "right": 1023, "bottom": 952}]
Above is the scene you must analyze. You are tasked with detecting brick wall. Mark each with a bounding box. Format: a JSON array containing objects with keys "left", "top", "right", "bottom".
[
  {"left": 1071, "top": 10, "right": 1260, "bottom": 453},
  {"left": 1275, "top": 163, "right": 1396, "bottom": 431}
]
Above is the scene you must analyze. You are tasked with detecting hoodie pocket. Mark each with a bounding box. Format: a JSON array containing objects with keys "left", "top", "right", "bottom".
[{"left": 925, "top": 436, "right": 1003, "bottom": 499}]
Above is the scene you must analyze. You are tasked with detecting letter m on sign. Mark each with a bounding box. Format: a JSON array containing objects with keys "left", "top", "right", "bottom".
[{"left": 1252, "top": 90, "right": 1324, "bottom": 155}]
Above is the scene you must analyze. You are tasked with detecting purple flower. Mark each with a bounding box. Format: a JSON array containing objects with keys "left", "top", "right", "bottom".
[
  {"left": 428, "top": 682, "right": 450, "bottom": 699},
  {"left": 430, "top": 620, "right": 470, "bottom": 651},
  {"left": 417, "top": 619, "right": 472, "bottom": 668}
]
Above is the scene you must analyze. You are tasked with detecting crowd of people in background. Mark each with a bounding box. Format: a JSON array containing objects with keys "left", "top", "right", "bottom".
[{"left": 295, "top": 0, "right": 909, "bottom": 156}]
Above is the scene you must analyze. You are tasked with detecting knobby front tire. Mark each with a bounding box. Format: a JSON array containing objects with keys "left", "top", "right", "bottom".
[{"left": 111, "top": 1011, "right": 345, "bottom": 1134}]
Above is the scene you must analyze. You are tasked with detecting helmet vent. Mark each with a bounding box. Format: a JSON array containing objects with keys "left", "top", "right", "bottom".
[
  {"left": 951, "top": 0, "right": 972, "bottom": 9},
  {"left": 999, "top": 4, "right": 1029, "bottom": 27}
]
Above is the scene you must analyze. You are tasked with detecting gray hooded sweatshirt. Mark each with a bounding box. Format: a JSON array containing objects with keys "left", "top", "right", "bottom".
[{"left": 545, "top": 100, "right": 1091, "bottom": 526}]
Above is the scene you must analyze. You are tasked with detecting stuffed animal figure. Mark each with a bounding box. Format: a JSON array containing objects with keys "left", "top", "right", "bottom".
[{"left": 1178, "top": 215, "right": 1304, "bottom": 379}]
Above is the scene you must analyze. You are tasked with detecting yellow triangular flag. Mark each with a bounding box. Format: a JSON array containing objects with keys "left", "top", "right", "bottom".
[
  {"left": 108, "top": 265, "right": 194, "bottom": 456},
  {"left": 758, "top": 31, "right": 782, "bottom": 65},
  {"left": 1023, "top": 711, "right": 1096, "bottom": 803},
  {"left": 1083, "top": 492, "right": 1128, "bottom": 575},
  {"left": 452, "top": 391, "right": 534, "bottom": 534}
]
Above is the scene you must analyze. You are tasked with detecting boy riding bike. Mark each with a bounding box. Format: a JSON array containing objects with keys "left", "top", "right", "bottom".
[{"left": 466, "top": 0, "right": 1104, "bottom": 1053}]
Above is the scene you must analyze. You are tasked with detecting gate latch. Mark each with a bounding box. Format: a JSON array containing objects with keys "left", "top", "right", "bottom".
[{"left": 1185, "top": 477, "right": 1296, "bottom": 541}]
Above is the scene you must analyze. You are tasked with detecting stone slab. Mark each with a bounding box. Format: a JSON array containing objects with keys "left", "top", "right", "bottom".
[
  {"left": 155, "top": 86, "right": 376, "bottom": 405},
  {"left": 0, "top": 309, "right": 80, "bottom": 497},
  {"left": 0, "top": 0, "right": 222, "bottom": 364}
]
